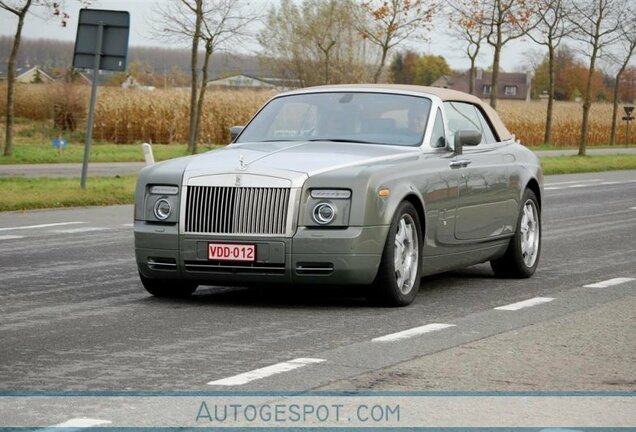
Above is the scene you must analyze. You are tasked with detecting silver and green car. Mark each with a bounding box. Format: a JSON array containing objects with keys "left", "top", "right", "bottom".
[{"left": 134, "top": 85, "right": 542, "bottom": 306}]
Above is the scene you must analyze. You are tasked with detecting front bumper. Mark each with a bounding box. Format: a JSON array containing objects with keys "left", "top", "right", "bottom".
[{"left": 135, "top": 222, "right": 388, "bottom": 285}]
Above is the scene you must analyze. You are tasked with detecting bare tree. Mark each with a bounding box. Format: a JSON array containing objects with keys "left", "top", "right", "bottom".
[
  {"left": 303, "top": 0, "right": 340, "bottom": 84},
  {"left": 193, "top": 0, "right": 256, "bottom": 152},
  {"left": 527, "top": 0, "right": 572, "bottom": 144},
  {"left": 259, "top": 0, "right": 372, "bottom": 87},
  {"left": 569, "top": 0, "right": 623, "bottom": 155},
  {"left": 455, "top": 0, "right": 537, "bottom": 109},
  {"left": 258, "top": 0, "right": 308, "bottom": 86},
  {"left": 1, "top": 0, "right": 78, "bottom": 157},
  {"left": 447, "top": 0, "right": 487, "bottom": 94},
  {"left": 607, "top": 3, "right": 636, "bottom": 146},
  {"left": 156, "top": 0, "right": 255, "bottom": 154},
  {"left": 358, "top": 0, "right": 437, "bottom": 83}
]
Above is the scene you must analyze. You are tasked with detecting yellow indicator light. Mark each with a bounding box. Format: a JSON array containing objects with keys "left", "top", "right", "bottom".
[{"left": 378, "top": 188, "right": 390, "bottom": 198}]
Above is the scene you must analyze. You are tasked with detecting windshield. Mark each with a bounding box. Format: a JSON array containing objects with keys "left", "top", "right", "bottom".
[{"left": 236, "top": 92, "right": 432, "bottom": 147}]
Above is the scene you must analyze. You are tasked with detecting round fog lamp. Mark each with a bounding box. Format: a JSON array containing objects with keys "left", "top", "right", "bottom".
[
  {"left": 313, "top": 203, "right": 336, "bottom": 225},
  {"left": 154, "top": 199, "right": 172, "bottom": 220}
]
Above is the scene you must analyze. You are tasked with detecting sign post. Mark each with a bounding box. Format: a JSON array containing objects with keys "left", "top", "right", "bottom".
[
  {"left": 73, "top": 9, "right": 130, "bottom": 188},
  {"left": 623, "top": 106, "right": 634, "bottom": 148}
]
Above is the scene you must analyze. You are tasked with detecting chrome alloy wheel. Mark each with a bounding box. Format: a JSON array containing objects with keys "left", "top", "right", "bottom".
[
  {"left": 394, "top": 213, "right": 419, "bottom": 294},
  {"left": 520, "top": 199, "right": 540, "bottom": 268}
]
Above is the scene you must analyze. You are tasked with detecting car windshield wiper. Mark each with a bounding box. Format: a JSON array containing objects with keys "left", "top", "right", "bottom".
[
  {"left": 255, "top": 139, "right": 303, "bottom": 142},
  {"left": 306, "top": 138, "right": 382, "bottom": 144}
]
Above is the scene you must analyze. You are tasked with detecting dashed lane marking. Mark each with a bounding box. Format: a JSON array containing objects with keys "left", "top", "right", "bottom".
[
  {"left": 52, "top": 418, "right": 112, "bottom": 427},
  {"left": 51, "top": 227, "right": 109, "bottom": 234},
  {"left": 372, "top": 323, "right": 456, "bottom": 342},
  {"left": 0, "top": 235, "right": 24, "bottom": 241},
  {"left": 0, "top": 222, "right": 85, "bottom": 232},
  {"left": 583, "top": 277, "right": 635, "bottom": 288},
  {"left": 544, "top": 179, "right": 602, "bottom": 186},
  {"left": 494, "top": 297, "right": 554, "bottom": 311},
  {"left": 207, "top": 358, "right": 326, "bottom": 386},
  {"left": 545, "top": 179, "right": 636, "bottom": 191}
]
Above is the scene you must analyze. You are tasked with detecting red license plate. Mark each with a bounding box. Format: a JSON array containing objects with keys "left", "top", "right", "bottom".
[{"left": 208, "top": 243, "right": 255, "bottom": 262}]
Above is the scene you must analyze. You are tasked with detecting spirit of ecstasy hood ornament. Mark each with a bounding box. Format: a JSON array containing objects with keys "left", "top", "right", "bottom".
[{"left": 238, "top": 154, "right": 247, "bottom": 171}]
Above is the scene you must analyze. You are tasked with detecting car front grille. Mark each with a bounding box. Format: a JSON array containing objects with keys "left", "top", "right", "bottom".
[{"left": 185, "top": 186, "right": 291, "bottom": 235}]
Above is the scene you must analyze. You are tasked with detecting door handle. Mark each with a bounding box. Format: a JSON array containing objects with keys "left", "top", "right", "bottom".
[{"left": 450, "top": 160, "right": 471, "bottom": 169}]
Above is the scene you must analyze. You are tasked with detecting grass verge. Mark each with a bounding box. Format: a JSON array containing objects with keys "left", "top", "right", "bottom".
[
  {"left": 1, "top": 155, "right": 635, "bottom": 211},
  {"left": 0, "top": 176, "right": 137, "bottom": 212},
  {"left": 540, "top": 154, "right": 636, "bottom": 175},
  {"left": 0, "top": 143, "right": 219, "bottom": 165}
]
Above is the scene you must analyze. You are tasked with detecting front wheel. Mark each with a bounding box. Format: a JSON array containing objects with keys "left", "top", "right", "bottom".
[
  {"left": 139, "top": 272, "right": 198, "bottom": 298},
  {"left": 491, "top": 189, "right": 541, "bottom": 278},
  {"left": 372, "top": 201, "right": 422, "bottom": 306}
]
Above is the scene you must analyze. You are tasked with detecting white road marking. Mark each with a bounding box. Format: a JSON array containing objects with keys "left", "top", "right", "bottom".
[
  {"left": 207, "top": 358, "right": 325, "bottom": 386},
  {"left": 494, "top": 297, "right": 554, "bottom": 311},
  {"left": 630, "top": 207, "right": 636, "bottom": 210},
  {"left": 52, "top": 227, "right": 108, "bottom": 234},
  {"left": 121, "top": 223, "right": 134, "bottom": 227},
  {"left": 544, "top": 179, "right": 602, "bottom": 186},
  {"left": 53, "top": 418, "right": 111, "bottom": 427},
  {"left": 0, "top": 222, "right": 85, "bottom": 232},
  {"left": 583, "top": 277, "right": 635, "bottom": 288},
  {"left": 0, "top": 235, "right": 24, "bottom": 241},
  {"left": 372, "top": 323, "right": 456, "bottom": 342},
  {"left": 544, "top": 179, "right": 636, "bottom": 191}
]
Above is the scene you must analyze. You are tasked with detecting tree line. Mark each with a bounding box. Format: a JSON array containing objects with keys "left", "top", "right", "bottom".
[{"left": 1, "top": 0, "right": 635, "bottom": 157}]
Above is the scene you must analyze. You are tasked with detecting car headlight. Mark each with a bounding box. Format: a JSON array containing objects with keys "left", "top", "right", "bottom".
[
  {"left": 310, "top": 189, "right": 351, "bottom": 199},
  {"left": 145, "top": 184, "right": 179, "bottom": 223},
  {"left": 305, "top": 189, "right": 351, "bottom": 227},
  {"left": 313, "top": 202, "right": 336, "bottom": 224},
  {"left": 153, "top": 199, "right": 172, "bottom": 220},
  {"left": 149, "top": 185, "right": 179, "bottom": 195}
]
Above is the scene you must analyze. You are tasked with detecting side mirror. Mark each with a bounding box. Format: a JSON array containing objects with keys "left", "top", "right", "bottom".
[
  {"left": 230, "top": 126, "right": 244, "bottom": 142},
  {"left": 454, "top": 130, "right": 481, "bottom": 155}
]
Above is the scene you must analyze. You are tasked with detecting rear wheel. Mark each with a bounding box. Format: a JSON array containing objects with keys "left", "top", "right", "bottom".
[
  {"left": 139, "top": 273, "right": 198, "bottom": 298},
  {"left": 491, "top": 189, "right": 541, "bottom": 278},
  {"left": 372, "top": 201, "right": 422, "bottom": 306}
]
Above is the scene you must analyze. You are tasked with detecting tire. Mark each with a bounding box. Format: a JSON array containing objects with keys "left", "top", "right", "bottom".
[
  {"left": 371, "top": 201, "right": 423, "bottom": 306},
  {"left": 491, "top": 189, "right": 541, "bottom": 278},
  {"left": 139, "top": 272, "right": 198, "bottom": 298}
]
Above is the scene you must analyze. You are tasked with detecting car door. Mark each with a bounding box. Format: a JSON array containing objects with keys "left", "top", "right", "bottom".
[
  {"left": 444, "top": 101, "right": 515, "bottom": 242},
  {"left": 421, "top": 107, "right": 459, "bottom": 246}
]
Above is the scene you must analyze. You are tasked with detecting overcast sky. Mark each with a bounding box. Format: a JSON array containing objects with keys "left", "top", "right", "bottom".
[{"left": 0, "top": 0, "right": 537, "bottom": 73}]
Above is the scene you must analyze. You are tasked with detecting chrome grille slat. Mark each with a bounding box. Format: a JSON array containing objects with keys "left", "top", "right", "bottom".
[{"left": 185, "top": 186, "right": 290, "bottom": 235}]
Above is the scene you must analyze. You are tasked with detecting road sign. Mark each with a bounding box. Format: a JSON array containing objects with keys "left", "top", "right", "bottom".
[
  {"left": 73, "top": 9, "right": 130, "bottom": 72},
  {"left": 72, "top": 9, "right": 130, "bottom": 189}
]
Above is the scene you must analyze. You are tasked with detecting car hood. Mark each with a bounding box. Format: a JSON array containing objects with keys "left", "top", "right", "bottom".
[{"left": 184, "top": 141, "right": 419, "bottom": 186}]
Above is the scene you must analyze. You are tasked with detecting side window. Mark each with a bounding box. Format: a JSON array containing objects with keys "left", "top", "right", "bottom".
[
  {"left": 428, "top": 108, "right": 447, "bottom": 149},
  {"left": 444, "top": 101, "right": 484, "bottom": 145},
  {"left": 475, "top": 109, "right": 497, "bottom": 144}
]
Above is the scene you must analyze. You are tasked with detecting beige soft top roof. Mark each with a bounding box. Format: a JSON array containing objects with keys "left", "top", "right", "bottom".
[{"left": 291, "top": 84, "right": 513, "bottom": 142}]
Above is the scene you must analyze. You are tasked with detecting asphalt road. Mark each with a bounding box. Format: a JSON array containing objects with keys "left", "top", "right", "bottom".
[{"left": 0, "top": 170, "right": 635, "bottom": 394}]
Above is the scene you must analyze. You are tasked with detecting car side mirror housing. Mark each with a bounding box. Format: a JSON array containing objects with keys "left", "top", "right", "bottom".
[
  {"left": 454, "top": 130, "right": 481, "bottom": 155},
  {"left": 230, "top": 126, "right": 244, "bottom": 142}
]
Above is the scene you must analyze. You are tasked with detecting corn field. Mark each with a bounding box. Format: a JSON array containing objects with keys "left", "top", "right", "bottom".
[
  {"left": 0, "top": 83, "right": 631, "bottom": 146},
  {"left": 496, "top": 100, "right": 622, "bottom": 147}
]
